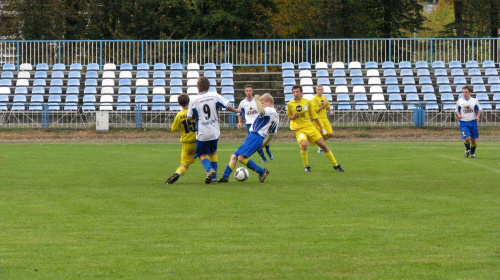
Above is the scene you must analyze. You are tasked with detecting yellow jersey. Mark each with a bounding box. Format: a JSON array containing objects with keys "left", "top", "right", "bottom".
[
  {"left": 312, "top": 95, "right": 330, "bottom": 120},
  {"left": 287, "top": 98, "right": 319, "bottom": 131},
  {"left": 171, "top": 109, "right": 196, "bottom": 143}
]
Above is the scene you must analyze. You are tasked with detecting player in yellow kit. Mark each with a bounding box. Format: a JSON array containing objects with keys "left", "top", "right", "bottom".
[
  {"left": 166, "top": 93, "right": 197, "bottom": 184},
  {"left": 311, "top": 85, "right": 335, "bottom": 153},
  {"left": 287, "top": 85, "right": 344, "bottom": 172}
]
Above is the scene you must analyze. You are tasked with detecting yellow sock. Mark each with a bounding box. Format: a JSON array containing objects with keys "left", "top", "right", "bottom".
[
  {"left": 300, "top": 150, "right": 309, "bottom": 166},
  {"left": 209, "top": 154, "right": 218, "bottom": 162},
  {"left": 241, "top": 158, "right": 249, "bottom": 165},
  {"left": 325, "top": 150, "right": 338, "bottom": 166},
  {"left": 228, "top": 164, "right": 235, "bottom": 171},
  {"left": 175, "top": 166, "right": 187, "bottom": 175}
]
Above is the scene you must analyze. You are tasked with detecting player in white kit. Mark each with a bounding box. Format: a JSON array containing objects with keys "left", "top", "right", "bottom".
[
  {"left": 237, "top": 85, "right": 273, "bottom": 162},
  {"left": 187, "top": 77, "right": 241, "bottom": 184},
  {"left": 218, "top": 93, "right": 279, "bottom": 183},
  {"left": 455, "top": 85, "right": 482, "bottom": 159}
]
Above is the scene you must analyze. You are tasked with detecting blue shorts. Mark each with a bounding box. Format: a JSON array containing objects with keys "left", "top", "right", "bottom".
[
  {"left": 193, "top": 139, "right": 218, "bottom": 158},
  {"left": 459, "top": 120, "right": 479, "bottom": 139},
  {"left": 234, "top": 133, "right": 264, "bottom": 158},
  {"left": 246, "top": 124, "right": 251, "bottom": 134}
]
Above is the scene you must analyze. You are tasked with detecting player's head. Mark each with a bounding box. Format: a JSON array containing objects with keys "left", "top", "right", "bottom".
[
  {"left": 244, "top": 85, "right": 254, "bottom": 100},
  {"left": 292, "top": 85, "right": 303, "bottom": 100},
  {"left": 197, "top": 76, "right": 210, "bottom": 93},
  {"left": 260, "top": 93, "right": 274, "bottom": 107},
  {"left": 462, "top": 85, "right": 472, "bottom": 99},
  {"left": 315, "top": 85, "right": 324, "bottom": 95},
  {"left": 178, "top": 93, "right": 190, "bottom": 108}
]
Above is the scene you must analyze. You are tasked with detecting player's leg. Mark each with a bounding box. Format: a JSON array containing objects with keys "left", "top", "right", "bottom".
[
  {"left": 218, "top": 154, "right": 239, "bottom": 182},
  {"left": 265, "top": 144, "right": 273, "bottom": 160},
  {"left": 238, "top": 155, "right": 269, "bottom": 182},
  {"left": 257, "top": 148, "right": 267, "bottom": 162},
  {"left": 460, "top": 123, "right": 471, "bottom": 157},
  {"left": 470, "top": 122, "right": 479, "bottom": 158},
  {"left": 316, "top": 137, "right": 345, "bottom": 172},
  {"left": 166, "top": 143, "right": 196, "bottom": 185},
  {"left": 209, "top": 153, "right": 218, "bottom": 179}
]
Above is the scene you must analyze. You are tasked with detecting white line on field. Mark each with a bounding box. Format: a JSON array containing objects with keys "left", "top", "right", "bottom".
[{"left": 439, "top": 155, "right": 500, "bottom": 173}]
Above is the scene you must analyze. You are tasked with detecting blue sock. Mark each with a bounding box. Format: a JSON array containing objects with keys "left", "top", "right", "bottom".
[
  {"left": 211, "top": 161, "right": 218, "bottom": 178},
  {"left": 257, "top": 149, "right": 266, "bottom": 161},
  {"left": 246, "top": 159, "right": 265, "bottom": 174},
  {"left": 222, "top": 165, "right": 232, "bottom": 179},
  {"left": 265, "top": 145, "right": 270, "bottom": 152},
  {"left": 201, "top": 158, "right": 212, "bottom": 172}
]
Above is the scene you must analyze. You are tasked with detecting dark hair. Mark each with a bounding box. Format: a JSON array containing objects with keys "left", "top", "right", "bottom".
[
  {"left": 178, "top": 93, "right": 190, "bottom": 107},
  {"left": 462, "top": 85, "right": 472, "bottom": 93},
  {"left": 197, "top": 76, "right": 210, "bottom": 93},
  {"left": 244, "top": 84, "right": 253, "bottom": 89},
  {"left": 292, "top": 85, "right": 302, "bottom": 92}
]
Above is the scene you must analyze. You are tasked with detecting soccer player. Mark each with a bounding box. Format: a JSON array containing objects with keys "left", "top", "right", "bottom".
[
  {"left": 455, "top": 85, "right": 482, "bottom": 159},
  {"left": 237, "top": 84, "right": 273, "bottom": 162},
  {"left": 311, "top": 85, "right": 334, "bottom": 154},
  {"left": 165, "top": 93, "right": 196, "bottom": 185},
  {"left": 287, "top": 85, "right": 344, "bottom": 172},
  {"left": 218, "top": 93, "right": 278, "bottom": 183},
  {"left": 187, "top": 76, "right": 241, "bottom": 184}
]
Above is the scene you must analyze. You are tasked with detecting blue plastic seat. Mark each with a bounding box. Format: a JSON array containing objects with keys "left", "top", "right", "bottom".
[
  {"left": 468, "top": 69, "right": 481, "bottom": 76},
  {"left": 154, "top": 63, "right": 166, "bottom": 70},
  {"left": 485, "top": 68, "right": 498, "bottom": 76},
  {"left": 332, "top": 70, "right": 346, "bottom": 77},
  {"left": 170, "top": 87, "right": 183, "bottom": 95},
  {"left": 2, "top": 63, "right": 16, "bottom": 71},
  {"left": 383, "top": 69, "right": 397, "bottom": 77},
  {"left": 87, "top": 63, "right": 100, "bottom": 71},
  {"left": 120, "top": 63, "right": 133, "bottom": 70},
  {"left": 67, "top": 79, "right": 80, "bottom": 87},
  {"left": 385, "top": 77, "right": 398, "bottom": 85},
  {"left": 221, "top": 63, "right": 233, "bottom": 70},
  {"left": 153, "top": 79, "right": 166, "bottom": 86},
  {"left": 406, "top": 93, "right": 420, "bottom": 110},
  {"left": 1, "top": 72, "right": 13, "bottom": 79},
  {"left": 351, "top": 78, "right": 364, "bottom": 85},
  {"left": 336, "top": 94, "right": 351, "bottom": 110},
  {"left": 399, "top": 61, "right": 411, "bottom": 69},
  {"left": 49, "top": 87, "right": 62, "bottom": 95},
  {"left": 488, "top": 77, "right": 500, "bottom": 84},
  {"left": 387, "top": 86, "right": 400, "bottom": 93},
  {"left": 436, "top": 77, "right": 450, "bottom": 85},
  {"left": 354, "top": 94, "right": 369, "bottom": 110},
  {"left": 365, "top": 61, "right": 378, "bottom": 69},
  {"left": 473, "top": 85, "right": 486, "bottom": 93},
  {"left": 137, "top": 63, "right": 150, "bottom": 71},
  {"left": 417, "top": 69, "right": 430, "bottom": 76},
  {"left": 298, "top": 62, "right": 311, "bottom": 70},
  {"left": 48, "top": 95, "right": 61, "bottom": 111},
  {"left": 33, "top": 79, "right": 46, "bottom": 87},
  {"left": 221, "top": 71, "right": 233, "bottom": 78},
  {"left": 334, "top": 78, "right": 347, "bottom": 85},
  {"left": 451, "top": 69, "right": 464, "bottom": 76},
  {"left": 118, "top": 87, "right": 131, "bottom": 95},
  {"left": 389, "top": 93, "right": 404, "bottom": 110},
  {"left": 453, "top": 77, "right": 467, "bottom": 85},
  {"left": 432, "top": 61, "right": 445, "bottom": 69},
  {"left": 419, "top": 77, "right": 432, "bottom": 85},
  {"left": 441, "top": 93, "right": 455, "bottom": 111},
  {"left": 471, "top": 77, "right": 483, "bottom": 85},
  {"left": 449, "top": 60, "right": 462, "bottom": 69},
  {"left": 36, "top": 63, "right": 49, "bottom": 71},
  {"left": 434, "top": 69, "right": 448, "bottom": 76},
  {"left": 400, "top": 69, "right": 413, "bottom": 77},
  {"left": 136, "top": 71, "right": 149, "bottom": 79},
  {"left": 282, "top": 62, "right": 294, "bottom": 70},
  {"left": 282, "top": 70, "right": 295, "bottom": 78},
  {"left": 465, "top": 60, "right": 479, "bottom": 68},
  {"left": 402, "top": 77, "right": 415, "bottom": 85},
  {"left": 34, "top": 71, "right": 47, "bottom": 79},
  {"left": 84, "top": 87, "right": 97, "bottom": 95},
  {"left": 203, "top": 63, "right": 216, "bottom": 70},
  {"left": 439, "top": 85, "right": 452, "bottom": 94},
  {"left": 53, "top": 63, "right": 66, "bottom": 71},
  {"left": 382, "top": 61, "right": 395, "bottom": 69},
  {"left": 421, "top": 85, "right": 434, "bottom": 93},
  {"left": 170, "top": 63, "right": 183, "bottom": 70},
  {"left": 350, "top": 69, "right": 362, "bottom": 77},
  {"left": 404, "top": 86, "right": 417, "bottom": 94},
  {"left": 119, "top": 79, "right": 132, "bottom": 87},
  {"left": 482, "top": 60, "right": 496, "bottom": 68},
  {"left": 283, "top": 78, "right": 296, "bottom": 86},
  {"left": 86, "top": 71, "right": 98, "bottom": 79},
  {"left": 415, "top": 61, "right": 428, "bottom": 69},
  {"left": 317, "top": 78, "right": 330, "bottom": 86},
  {"left": 29, "top": 95, "right": 44, "bottom": 111}
]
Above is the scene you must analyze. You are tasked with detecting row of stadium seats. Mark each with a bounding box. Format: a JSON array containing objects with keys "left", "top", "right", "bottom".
[
  {"left": 283, "top": 60, "right": 498, "bottom": 70},
  {"left": 284, "top": 92, "right": 500, "bottom": 111},
  {"left": 0, "top": 94, "right": 235, "bottom": 112},
  {"left": 1, "top": 62, "right": 234, "bottom": 71}
]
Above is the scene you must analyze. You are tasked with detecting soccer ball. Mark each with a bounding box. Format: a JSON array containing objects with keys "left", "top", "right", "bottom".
[{"left": 234, "top": 167, "right": 249, "bottom": 181}]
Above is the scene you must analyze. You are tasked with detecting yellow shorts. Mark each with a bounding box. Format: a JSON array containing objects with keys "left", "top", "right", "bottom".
[
  {"left": 294, "top": 125, "right": 323, "bottom": 146},
  {"left": 314, "top": 118, "right": 333, "bottom": 135},
  {"left": 181, "top": 142, "right": 197, "bottom": 166}
]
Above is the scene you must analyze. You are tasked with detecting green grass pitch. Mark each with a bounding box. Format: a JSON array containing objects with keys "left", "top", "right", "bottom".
[{"left": 0, "top": 142, "right": 498, "bottom": 279}]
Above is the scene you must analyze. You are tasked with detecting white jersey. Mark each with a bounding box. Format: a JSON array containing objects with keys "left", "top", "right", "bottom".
[
  {"left": 455, "top": 97, "right": 481, "bottom": 122},
  {"left": 237, "top": 98, "right": 259, "bottom": 124},
  {"left": 187, "top": 92, "right": 230, "bottom": 141},
  {"left": 249, "top": 107, "right": 279, "bottom": 138}
]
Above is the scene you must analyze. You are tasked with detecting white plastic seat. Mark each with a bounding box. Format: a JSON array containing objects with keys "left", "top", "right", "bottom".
[
  {"left": 366, "top": 69, "right": 380, "bottom": 77},
  {"left": 136, "top": 79, "right": 149, "bottom": 87},
  {"left": 152, "top": 87, "right": 166, "bottom": 95},
  {"left": 315, "top": 62, "right": 328, "bottom": 69},
  {"left": 187, "top": 71, "right": 200, "bottom": 79},
  {"left": 99, "top": 95, "right": 114, "bottom": 111},
  {"left": 348, "top": 62, "right": 361, "bottom": 69},
  {"left": 368, "top": 77, "right": 381, "bottom": 85},
  {"left": 101, "top": 87, "right": 115, "bottom": 95},
  {"left": 103, "top": 63, "right": 116, "bottom": 70},
  {"left": 101, "top": 79, "right": 115, "bottom": 87},
  {"left": 299, "top": 70, "right": 312, "bottom": 78},
  {"left": 371, "top": 93, "right": 387, "bottom": 110},
  {"left": 119, "top": 71, "right": 132, "bottom": 79}
]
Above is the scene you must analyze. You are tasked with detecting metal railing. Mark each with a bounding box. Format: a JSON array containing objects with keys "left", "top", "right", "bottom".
[{"left": 1, "top": 38, "right": 499, "bottom": 71}]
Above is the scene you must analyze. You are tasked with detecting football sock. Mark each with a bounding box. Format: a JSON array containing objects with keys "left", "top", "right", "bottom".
[
  {"left": 201, "top": 158, "right": 212, "bottom": 172},
  {"left": 175, "top": 166, "right": 187, "bottom": 175},
  {"left": 209, "top": 154, "right": 218, "bottom": 178},
  {"left": 300, "top": 150, "right": 309, "bottom": 167},
  {"left": 471, "top": 144, "right": 477, "bottom": 154},
  {"left": 257, "top": 149, "right": 267, "bottom": 161},
  {"left": 222, "top": 164, "right": 234, "bottom": 179},
  {"left": 246, "top": 159, "right": 265, "bottom": 174},
  {"left": 265, "top": 145, "right": 271, "bottom": 152},
  {"left": 464, "top": 141, "right": 471, "bottom": 151},
  {"left": 325, "top": 150, "right": 338, "bottom": 166}
]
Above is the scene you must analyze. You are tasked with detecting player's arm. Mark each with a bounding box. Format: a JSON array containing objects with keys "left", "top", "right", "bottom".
[
  {"left": 327, "top": 101, "right": 334, "bottom": 116},
  {"left": 287, "top": 103, "right": 298, "bottom": 120},
  {"left": 262, "top": 134, "right": 275, "bottom": 147},
  {"left": 226, "top": 105, "right": 242, "bottom": 114},
  {"left": 255, "top": 95, "right": 264, "bottom": 116},
  {"left": 314, "top": 118, "right": 324, "bottom": 134},
  {"left": 237, "top": 116, "right": 243, "bottom": 129},
  {"left": 455, "top": 102, "right": 461, "bottom": 119},
  {"left": 171, "top": 115, "right": 180, "bottom": 132}
]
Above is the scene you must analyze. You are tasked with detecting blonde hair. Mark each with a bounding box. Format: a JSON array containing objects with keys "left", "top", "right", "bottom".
[{"left": 260, "top": 93, "right": 274, "bottom": 105}]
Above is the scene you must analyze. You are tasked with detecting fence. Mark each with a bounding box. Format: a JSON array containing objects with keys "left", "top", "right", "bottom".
[
  {"left": 1, "top": 38, "right": 499, "bottom": 71},
  {"left": 1, "top": 104, "right": 499, "bottom": 129}
]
